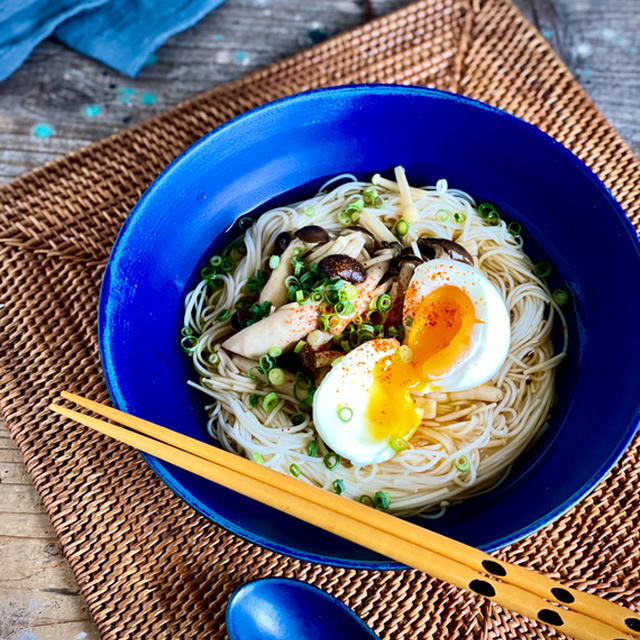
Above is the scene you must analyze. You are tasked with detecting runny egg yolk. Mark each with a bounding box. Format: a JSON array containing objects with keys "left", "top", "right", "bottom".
[{"left": 365, "top": 285, "right": 477, "bottom": 442}]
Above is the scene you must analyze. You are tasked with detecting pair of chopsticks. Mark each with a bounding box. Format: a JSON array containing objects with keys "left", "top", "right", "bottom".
[{"left": 51, "top": 392, "right": 640, "bottom": 640}]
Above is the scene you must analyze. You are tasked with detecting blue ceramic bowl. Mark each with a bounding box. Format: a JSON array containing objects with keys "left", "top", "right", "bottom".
[{"left": 99, "top": 85, "right": 640, "bottom": 568}]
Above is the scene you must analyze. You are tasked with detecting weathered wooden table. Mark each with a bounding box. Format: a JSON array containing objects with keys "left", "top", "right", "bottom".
[{"left": 0, "top": 1, "right": 638, "bottom": 638}]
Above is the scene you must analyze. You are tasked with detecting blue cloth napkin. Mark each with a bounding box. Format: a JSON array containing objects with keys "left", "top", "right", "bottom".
[{"left": 0, "top": 0, "right": 225, "bottom": 82}]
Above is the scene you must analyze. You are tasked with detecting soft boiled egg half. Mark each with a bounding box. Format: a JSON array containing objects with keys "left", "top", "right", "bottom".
[{"left": 313, "top": 258, "right": 510, "bottom": 465}]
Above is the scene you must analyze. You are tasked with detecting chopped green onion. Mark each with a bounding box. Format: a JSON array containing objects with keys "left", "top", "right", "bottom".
[
  {"left": 209, "top": 255, "right": 223, "bottom": 267},
  {"left": 249, "top": 394, "right": 258, "bottom": 407},
  {"left": 207, "top": 277, "right": 223, "bottom": 290},
  {"left": 221, "top": 257, "right": 234, "bottom": 272},
  {"left": 268, "top": 346, "right": 283, "bottom": 358},
  {"left": 387, "top": 326, "right": 399, "bottom": 337},
  {"left": 331, "top": 355, "right": 344, "bottom": 367},
  {"left": 291, "top": 413, "right": 305, "bottom": 426},
  {"left": 454, "top": 212, "right": 467, "bottom": 223},
  {"left": 337, "top": 289, "right": 348, "bottom": 302},
  {"left": 296, "top": 290, "right": 310, "bottom": 305},
  {"left": 292, "top": 247, "right": 306, "bottom": 257},
  {"left": 323, "top": 452, "right": 340, "bottom": 470},
  {"left": 335, "top": 301, "right": 354, "bottom": 316},
  {"left": 359, "top": 495, "right": 374, "bottom": 507},
  {"left": 377, "top": 294, "right": 392, "bottom": 313},
  {"left": 507, "top": 221, "right": 522, "bottom": 237},
  {"left": 373, "top": 196, "right": 385, "bottom": 209},
  {"left": 307, "top": 439, "right": 318, "bottom": 457},
  {"left": 337, "top": 405, "right": 353, "bottom": 422},
  {"left": 394, "top": 219, "right": 410, "bottom": 237},
  {"left": 303, "top": 205, "right": 315, "bottom": 217},
  {"left": 374, "top": 490, "right": 391, "bottom": 510},
  {"left": 259, "top": 354, "right": 275, "bottom": 372},
  {"left": 435, "top": 209, "right": 450, "bottom": 222},
  {"left": 180, "top": 335, "right": 198, "bottom": 354},
  {"left": 289, "top": 463, "right": 301, "bottom": 477},
  {"left": 201, "top": 266, "right": 215, "bottom": 279},
  {"left": 478, "top": 202, "right": 496, "bottom": 219},
  {"left": 269, "top": 255, "right": 280, "bottom": 269},
  {"left": 337, "top": 210, "right": 352, "bottom": 226},
  {"left": 333, "top": 479, "right": 345, "bottom": 495},
  {"left": 390, "top": 437, "right": 408, "bottom": 452},
  {"left": 285, "top": 275, "right": 300, "bottom": 288},
  {"left": 455, "top": 455, "right": 470, "bottom": 473},
  {"left": 180, "top": 326, "right": 193, "bottom": 337},
  {"left": 552, "top": 288, "right": 569, "bottom": 306},
  {"left": 362, "top": 187, "right": 377, "bottom": 204},
  {"left": 344, "top": 284, "right": 358, "bottom": 300},
  {"left": 267, "top": 368, "right": 285, "bottom": 386},
  {"left": 398, "top": 345, "right": 413, "bottom": 363},
  {"left": 216, "top": 309, "right": 230, "bottom": 322},
  {"left": 405, "top": 316, "right": 413, "bottom": 327},
  {"left": 262, "top": 391, "right": 279, "bottom": 412},
  {"left": 352, "top": 315, "right": 363, "bottom": 326},
  {"left": 238, "top": 216, "right": 253, "bottom": 230},
  {"left": 533, "top": 260, "right": 552, "bottom": 278},
  {"left": 294, "top": 340, "right": 306, "bottom": 354},
  {"left": 208, "top": 353, "right": 220, "bottom": 365},
  {"left": 252, "top": 452, "right": 264, "bottom": 464},
  {"left": 487, "top": 211, "right": 501, "bottom": 226}
]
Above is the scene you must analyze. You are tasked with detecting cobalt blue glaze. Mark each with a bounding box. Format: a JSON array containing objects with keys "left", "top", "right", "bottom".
[
  {"left": 225, "top": 578, "right": 380, "bottom": 640},
  {"left": 99, "top": 85, "right": 640, "bottom": 568}
]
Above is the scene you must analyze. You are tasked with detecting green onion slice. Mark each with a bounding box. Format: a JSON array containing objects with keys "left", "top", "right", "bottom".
[
  {"left": 262, "top": 391, "right": 279, "bottom": 412},
  {"left": 291, "top": 413, "right": 305, "bottom": 426},
  {"left": 333, "top": 479, "right": 345, "bottom": 495},
  {"left": 373, "top": 196, "right": 385, "bottom": 209},
  {"left": 268, "top": 346, "right": 283, "bottom": 358},
  {"left": 307, "top": 439, "right": 318, "bottom": 457},
  {"left": 335, "top": 301, "right": 354, "bottom": 316},
  {"left": 267, "top": 368, "right": 285, "bottom": 386},
  {"left": 455, "top": 455, "right": 471, "bottom": 473},
  {"left": 303, "top": 205, "right": 315, "bottom": 217},
  {"left": 238, "top": 216, "right": 253, "bottom": 230},
  {"left": 394, "top": 219, "right": 410, "bottom": 237},
  {"left": 344, "top": 284, "right": 358, "bottom": 300},
  {"left": 209, "top": 255, "right": 223, "bottom": 267},
  {"left": 180, "top": 335, "right": 198, "bottom": 354},
  {"left": 533, "top": 261, "right": 552, "bottom": 278},
  {"left": 259, "top": 354, "right": 275, "bottom": 372},
  {"left": 337, "top": 405, "right": 353, "bottom": 422},
  {"left": 359, "top": 495, "right": 374, "bottom": 507},
  {"left": 208, "top": 353, "right": 220, "bottom": 365},
  {"left": 374, "top": 490, "right": 391, "bottom": 510},
  {"left": 323, "top": 452, "right": 340, "bottom": 470},
  {"left": 180, "top": 326, "right": 193, "bottom": 337},
  {"left": 294, "top": 340, "right": 306, "bottom": 354},
  {"left": 220, "top": 257, "right": 234, "bottom": 272},
  {"left": 507, "top": 221, "right": 522, "bottom": 237},
  {"left": 454, "top": 212, "right": 467, "bottom": 223},
  {"left": 269, "top": 255, "right": 280, "bottom": 269},
  {"left": 435, "top": 209, "right": 450, "bottom": 222},
  {"left": 478, "top": 202, "right": 496, "bottom": 219},
  {"left": 252, "top": 451, "right": 264, "bottom": 464},
  {"left": 289, "top": 463, "right": 301, "bottom": 477},
  {"left": 377, "top": 294, "right": 392, "bottom": 312},
  {"left": 362, "top": 187, "right": 377, "bottom": 204},
  {"left": 552, "top": 288, "right": 569, "bottom": 306},
  {"left": 337, "top": 210, "right": 352, "bottom": 227},
  {"left": 390, "top": 437, "right": 408, "bottom": 452},
  {"left": 249, "top": 394, "right": 258, "bottom": 408}
]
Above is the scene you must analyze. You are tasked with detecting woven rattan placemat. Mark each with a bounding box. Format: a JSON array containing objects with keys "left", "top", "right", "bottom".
[{"left": 1, "top": 1, "right": 639, "bottom": 638}]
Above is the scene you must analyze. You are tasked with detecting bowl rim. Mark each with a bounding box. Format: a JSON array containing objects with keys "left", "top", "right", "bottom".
[{"left": 99, "top": 83, "right": 640, "bottom": 569}]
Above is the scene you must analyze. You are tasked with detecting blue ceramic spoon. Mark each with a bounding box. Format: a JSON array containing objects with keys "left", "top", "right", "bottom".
[{"left": 225, "top": 578, "right": 381, "bottom": 640}]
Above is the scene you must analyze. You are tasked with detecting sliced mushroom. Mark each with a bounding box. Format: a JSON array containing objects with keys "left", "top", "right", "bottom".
[
  {"left": 340, "top": 226, "right": 377, "bottom": 251},
  {"left": 295, "top": 225, "right": 330, "bottom": 244},
  {"left": 299, "top": 345, "right": 342, "bottom": 379},
  {"left": 318, "top": 254, "right": 367, "bottom": 283},
  {"left": 222, "top": 300, "right": 321, "bottom": 359},
  {"left": 274, "top": 231, "right": 292, "bottom": 255},
  {"left": 398, "top": 262, "right": 416, "bottom": 290},
  {"left": 417, "top": 237, "right": 473, "bottom": 266}
]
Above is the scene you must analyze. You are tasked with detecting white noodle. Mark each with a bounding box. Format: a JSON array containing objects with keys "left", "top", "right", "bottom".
[{"left": 182, "top": 174, "right": 567, "bottom": 516}]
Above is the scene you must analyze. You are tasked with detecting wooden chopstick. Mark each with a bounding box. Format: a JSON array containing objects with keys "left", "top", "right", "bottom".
[{"left": 51, "top": 395, "right": 640, "bottom": 640}]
